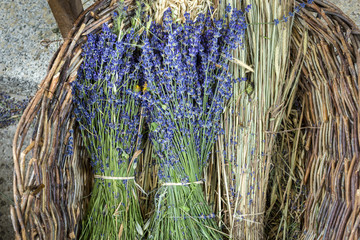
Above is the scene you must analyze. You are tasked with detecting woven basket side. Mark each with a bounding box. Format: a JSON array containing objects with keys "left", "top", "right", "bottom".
[{"left": 294, "top": 1, "right": 360, "bottom": 239}]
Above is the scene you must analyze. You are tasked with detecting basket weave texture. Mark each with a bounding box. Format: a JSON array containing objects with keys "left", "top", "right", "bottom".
[{"left": 293, "top": 1, "right": 360, "bottom": 239}]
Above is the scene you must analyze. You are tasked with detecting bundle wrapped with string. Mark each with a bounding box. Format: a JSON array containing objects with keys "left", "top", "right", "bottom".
[
  {"left": 133, "top": 6, "right": 249, "bottom": 239},
  {"left": 71, "top": 17, "right": 144, "bottom": 238},
  {"left": 216, "top": 0, "right": 306, "bottom": 238},
  {"left": 10, "top": 1, "right": 140, "bottom": 239}
]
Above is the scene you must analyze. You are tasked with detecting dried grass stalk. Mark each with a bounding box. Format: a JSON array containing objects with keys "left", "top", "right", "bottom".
[
  {"left": 265, "top": 105, "right": 308, "bottom": 239},
  {"left": 215, "top": 0, "right": 307, "bottom": 239},
  {"left": 263, "top": 13, "right": 310, "bottom": 239},
  {"left": 150, "top": 0, "right": 213, "bottom": 24}
]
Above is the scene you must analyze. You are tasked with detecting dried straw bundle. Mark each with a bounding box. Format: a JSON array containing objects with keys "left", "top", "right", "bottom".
[
  {"left": 215, "top": 0, "right": 308, "bottom": 239},
  {"left": 207, "top": 0, "right": 249, "bottom": 235},
  {"left": 264, "top": 8, "right": 310, "bottom": 239},
  {"left": 290, "top": 1, "right": 360, "bottom": 239},
  {"left": 151, "top": 0, "right": 213, "bottom": 24}
]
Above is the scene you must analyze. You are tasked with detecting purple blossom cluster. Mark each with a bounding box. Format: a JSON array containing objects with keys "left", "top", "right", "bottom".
[
  {"left": 131, "top": 6, "right": 250, "bottom": 239},
  {"left": 137, "top": 7, "right": 249, "bottom": 185},
  {"left": 65, "top": 129, "right": 74, "bottom": 156},
  {"left": 71, "top": 24, "right": 142, "bottom": 176},
  {"left": 274, "top": 0, "right": 314, "bottom": 25},
  {"left": 72, "top": 22, "right": 146, "bottom": 239},
  {"left": 72, "top": 4, "right": 251, "bottom": 238}
]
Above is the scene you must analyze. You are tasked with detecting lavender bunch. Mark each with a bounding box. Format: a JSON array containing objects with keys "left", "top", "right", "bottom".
[
  {"left": 136, "top": 7, "right": 249, "bottom": 239},
  {"left": 71, "top": 23, "right": 144, "bottom": 239}
]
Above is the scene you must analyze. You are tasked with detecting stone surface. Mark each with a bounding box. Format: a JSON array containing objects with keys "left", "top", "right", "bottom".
[
  {"left": 0, "top": 1, "right": 61, "bottom": 96},
  {"left": 329, "top": 0, "right": 360, "bottom": 26},
  {"left": 0, "top": 0, "right": 359, "bottom": 239}
]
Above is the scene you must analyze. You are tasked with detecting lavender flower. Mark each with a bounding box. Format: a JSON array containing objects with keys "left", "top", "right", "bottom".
[
  {"left": 138, "top": 6, "right": 249, "bottom": 239},
  {"left": 72, "top": 21, "right": 144, "bottom": 239},
  {"left": 273, "top": 1, "right": 314, "bottom": 25}
]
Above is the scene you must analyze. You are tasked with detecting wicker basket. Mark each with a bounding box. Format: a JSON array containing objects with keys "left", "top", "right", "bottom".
[
  {"left": 292, "top": 1, "right": 360, "bottom": 239},
  {"left": 11, "top": 0, "right": 360, "bottom": 239}
]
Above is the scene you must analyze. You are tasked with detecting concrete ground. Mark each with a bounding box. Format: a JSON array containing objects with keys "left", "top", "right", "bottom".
[{"left": 0, "top": 0, "right": 359, "bottom": 239}]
